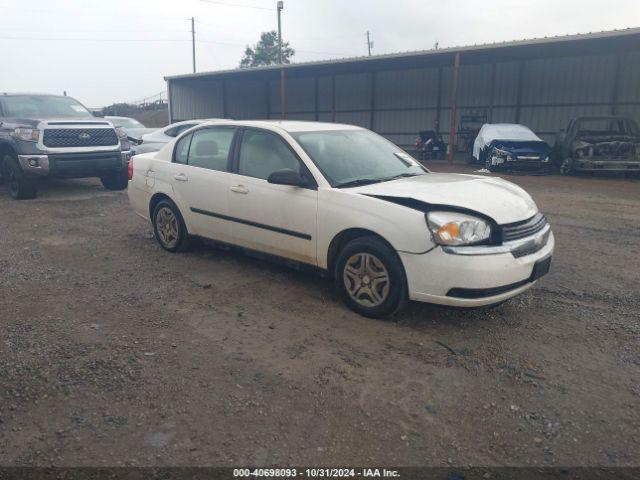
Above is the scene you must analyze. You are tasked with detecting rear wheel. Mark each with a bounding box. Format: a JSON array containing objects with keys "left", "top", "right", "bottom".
[
  {"left": 335, "top": 236, "right": 408, "bottom": 318},
  {"left": 100, "top": 171, "right": 128, "bottom": 190},
  {"left": 152, "top": 199, "right": 190, "bottom": 252},
  {"left": 2, "top": 154, "right": 37, "bottom": 200}
]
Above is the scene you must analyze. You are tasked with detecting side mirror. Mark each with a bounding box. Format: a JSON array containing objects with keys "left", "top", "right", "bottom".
[{"left": 267, "top": 168, "right": 306, "bottom": 187}]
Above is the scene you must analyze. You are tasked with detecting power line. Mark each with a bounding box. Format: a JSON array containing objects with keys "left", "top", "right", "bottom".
[
  {"left": 199, "top": 0, "right": 274, "bottom": 11},
  {"left": 0, "top": 35, "right": 192, "bottom": 42}
]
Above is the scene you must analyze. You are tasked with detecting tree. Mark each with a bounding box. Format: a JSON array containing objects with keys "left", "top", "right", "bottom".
[{"left": 240, "top": 31, "right": 294, "bottom": 68}]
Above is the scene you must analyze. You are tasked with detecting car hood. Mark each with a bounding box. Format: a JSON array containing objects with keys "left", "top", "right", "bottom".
[
  {"left": 2, "top": 117, "right": 110, "bottom": 127},
  {"left": 347, "top": 173, "right": 538, "bottom": 224},
  {"left": 122, "top": 127, "right": 158, "bottom": 140}
]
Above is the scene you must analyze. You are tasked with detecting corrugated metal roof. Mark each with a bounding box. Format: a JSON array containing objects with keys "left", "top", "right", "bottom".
[{"left": 165, "top": 27, "right": 640, "bottom": 81}]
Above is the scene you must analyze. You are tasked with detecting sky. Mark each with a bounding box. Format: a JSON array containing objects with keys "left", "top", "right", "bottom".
[{"left": 0, "top": 0, "right": 638, "bottom": 107}]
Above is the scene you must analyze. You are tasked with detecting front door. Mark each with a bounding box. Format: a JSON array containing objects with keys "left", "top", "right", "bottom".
[{"left": 227, "top": 128, "right": 318, "bottom": 265}]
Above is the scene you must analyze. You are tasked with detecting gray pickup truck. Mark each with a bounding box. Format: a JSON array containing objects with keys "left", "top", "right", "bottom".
[{"left": 0, "top": 93, "right": 132, "bottom": 199}]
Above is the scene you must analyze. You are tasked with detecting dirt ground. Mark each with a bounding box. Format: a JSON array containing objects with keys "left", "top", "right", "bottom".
[{"left": 1, "top": 164, "right": 639, "bottom": 467}]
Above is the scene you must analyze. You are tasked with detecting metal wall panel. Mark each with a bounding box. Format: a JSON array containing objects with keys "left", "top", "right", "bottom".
[
  {"left": 335, "top": 73, "right": 371, "bottom": 111},
  {"left": 457, "top": 63, "right": 493, "bottom": 107},
  {"left": 335, "top": 111, "right": 370, "bottom": 128},
  {"left": 170, "top": 80, "right": 224, "bottom": 120},
  {"left": 269, "top": 77, "right": 315, "bottom": 114},
  {"left": 520, "top": 104, "right": 612, "bottom": 133},
  {"left": 521, "top": 54, "right": 616, "bottom": 104},
  {"left": 616, "top": 104, "right": 640, "bottom": 123},
  {"left": 317, "top": 76, "right": 333, "bottom": 112},
  {"left": 226, "top": 80, "right": 267, "bottom": 119},
  {"left": 374, "top": 109, "right": 437, "bottom": 134},
  {"left": 375, "top": 68, "right": 439, "bottom": 109},
  {"left": 617, "top": 50, "right": 640, "bottom": 103},
  {"left": 493, "top": 61, "right": 520, "bottom": 106}
]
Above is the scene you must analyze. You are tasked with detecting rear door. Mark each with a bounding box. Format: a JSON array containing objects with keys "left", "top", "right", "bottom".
[
  {"left": 226, "top": 128, "right": 318, "bottom": 265},
  {"left": 165, "top": 126, "right": 237, "bottom": 243}
]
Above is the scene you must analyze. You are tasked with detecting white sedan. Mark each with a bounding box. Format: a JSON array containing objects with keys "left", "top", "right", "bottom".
[
  {"left": 128, "top": 120, "right": 554, "bottom": 317},
  {"left": 132, "top": 119, "right": 208, "bottom": 154}
]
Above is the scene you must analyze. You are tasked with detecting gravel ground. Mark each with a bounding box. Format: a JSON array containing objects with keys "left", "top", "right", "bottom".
[{"left": 1, "top": 165, "right": 639, "bottom": 467}]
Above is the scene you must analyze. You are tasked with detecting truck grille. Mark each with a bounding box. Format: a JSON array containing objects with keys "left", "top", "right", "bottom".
[
  {"left": 501, "top": 213, "right": 548, "bottom": 242},
  {"left": 43, "top": 128, "right": 119, "bottom": 148}
]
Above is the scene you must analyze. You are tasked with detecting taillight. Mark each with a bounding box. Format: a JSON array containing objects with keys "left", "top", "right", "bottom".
[{"left": 127, "top": 156, "right": 134, "bottom": 180}]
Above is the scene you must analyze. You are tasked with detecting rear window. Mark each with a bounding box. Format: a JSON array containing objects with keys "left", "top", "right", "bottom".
[{"left": 0, "top": 95, "right": 93, "bottom": 118}]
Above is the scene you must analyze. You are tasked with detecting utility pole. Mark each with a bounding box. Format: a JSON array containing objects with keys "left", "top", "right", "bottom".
[
  {"left": 277, "top": 1, "right": 285, "bottom": 119},
  {"left": 366, "top": 31, "right": 373, "bottom": 56},
  {"left": 191, "top": 17, "right": 196, "bottom": 73}
]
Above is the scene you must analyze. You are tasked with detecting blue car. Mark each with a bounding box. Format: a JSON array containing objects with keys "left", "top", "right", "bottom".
[{"left": 472, "top": 124, "right": 551, "bottom": 173}]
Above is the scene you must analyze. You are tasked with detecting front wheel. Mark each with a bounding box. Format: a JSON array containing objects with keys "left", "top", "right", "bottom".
[
  {"left": 3, "top": 154, "right": 37, "bottom": 200},
  {"left": 100, "top": 171, "right": 128, "bottom": 190},
  {"left": 335, "top": 236, "right": 408, "bottom": 318},
  {"left": 559, "top": 158, "right": 574, "bottom": 176}
]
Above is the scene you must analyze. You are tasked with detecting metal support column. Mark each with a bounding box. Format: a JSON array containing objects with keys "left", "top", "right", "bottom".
[
  {"left": 314, "top": 76, "right": 319, "bottom": 121},
  {"left": 515, "top": 60, "right": 525, "bottom": 123},
  {"left": 611, "top": 53, "right": 622, "bottom": 115},
  {"left": 331, "top": 75, "right": 336, "bottom": 123},
  {"left": 369, "top": 72, "right": 376, "bottom": 130},
  {"left": 222, "top": 79, "right": 227, "bottom": 119},
  {"left": 448, "top": 53, "right": 461, "bottom": 163}
]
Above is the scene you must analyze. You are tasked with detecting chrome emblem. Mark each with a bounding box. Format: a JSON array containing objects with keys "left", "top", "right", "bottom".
[{"left": 79, "top": 133, "right": 91, "bottom": 140}]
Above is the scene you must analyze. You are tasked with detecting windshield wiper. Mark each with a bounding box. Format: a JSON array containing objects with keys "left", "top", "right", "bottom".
[
  {"left": 335, "top": 178, "right": 385, "bottom": 188},
  {"left": 335, "top": 172, "right": 424, "bottom": 189}
]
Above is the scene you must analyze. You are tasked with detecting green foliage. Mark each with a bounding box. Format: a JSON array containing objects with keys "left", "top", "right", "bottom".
[{"left": 240, "top": 31, "right": 295, "bottom": 68}]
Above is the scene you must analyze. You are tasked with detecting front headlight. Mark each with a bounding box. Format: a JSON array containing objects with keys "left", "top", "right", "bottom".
[
  {"left": 12, "top": 127, "right": 40, "bottom": 142},
  {"left": 427, "top": 211, "right": 492, "bottom": 246},
  {"left": 115, "top": 126, "right": 128, "bottom": 139}
]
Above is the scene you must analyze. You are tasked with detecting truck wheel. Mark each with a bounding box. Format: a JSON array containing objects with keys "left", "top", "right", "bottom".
[
  {"left": 2, "top": 154, "right": 37, "bottom": 200},
  {"left": 559, "top": 158, "right": 574, "bottom": 176},
  {"left": 100, "top": 171, "right": 128, "bottom": 190}
]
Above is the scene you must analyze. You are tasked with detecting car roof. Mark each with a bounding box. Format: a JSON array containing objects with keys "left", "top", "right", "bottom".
[{"left": 197, "top": 119, "right": 362, "bottom": 133}]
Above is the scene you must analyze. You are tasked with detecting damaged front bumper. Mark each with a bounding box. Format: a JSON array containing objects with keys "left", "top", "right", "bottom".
[{"left": 573, "top": 158, "right": 640, "bottom": 172}]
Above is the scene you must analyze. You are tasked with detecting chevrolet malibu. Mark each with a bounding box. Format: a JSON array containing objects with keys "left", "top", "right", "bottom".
[{"left": 128, "top": 120, "right": 554, "bottom": 317}]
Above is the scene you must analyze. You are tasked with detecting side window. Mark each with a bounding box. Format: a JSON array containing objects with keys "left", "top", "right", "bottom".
[
  {"left": 238, "top": 129, "right": 301, "bottom": 180},
  {"left": 174, "top": 133, "right": 192, "bottom": 164},
  {"left": 166, "top": 123, "right": 196, "bottom": 138},
  {"left": 187, "top": 127, "right": 235, "bottom": 172}
]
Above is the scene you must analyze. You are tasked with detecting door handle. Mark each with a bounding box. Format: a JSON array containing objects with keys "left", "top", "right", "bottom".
[
  {"left": 230, "top": 185, "right": 249, "bottom": 194},
  {"left": 174, "top": 173, "right": 188, "bottom": 182}
]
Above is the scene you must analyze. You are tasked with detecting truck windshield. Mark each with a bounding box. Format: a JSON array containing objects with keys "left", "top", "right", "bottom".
[
  {"left": 291, "top": 129, "right": 426, "bottom": 187},
  {"left": 0, "top": 95, "right": 93, "bottom": 118}
]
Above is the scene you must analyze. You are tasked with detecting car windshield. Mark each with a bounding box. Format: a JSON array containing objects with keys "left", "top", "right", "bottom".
[
  {"left": 291, "top": 129, "right": 427, "bottom": 187},
  {"left": 110, "top": 117, "right": 145, "bottom": 128},
  {"left": 0, "top": 95, "right": 93, "bottom": 118},
  {"left": 577, "top": 118, "right": 635, "bottom": 135}
]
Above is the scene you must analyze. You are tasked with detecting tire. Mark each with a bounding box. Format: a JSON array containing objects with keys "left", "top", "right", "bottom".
[
  {"left": 559, "top": 158, "right": 574, "bottom": 176},
  {"left": 151, "top": 199, "right": 191, "bottom": 252},
  {"left": 2, "top": 154, "right": 37, "bottom": 200},
  {"left": 335, "top": 236, "right": 408, "bottom": 318},
  {"left": 100, "top": 171, "right": 129, "bottom": 191}
]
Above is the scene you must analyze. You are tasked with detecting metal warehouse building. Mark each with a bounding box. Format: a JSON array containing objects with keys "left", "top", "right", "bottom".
[{"left": 165, "top": 27, "right": 640, "bottom": 150}]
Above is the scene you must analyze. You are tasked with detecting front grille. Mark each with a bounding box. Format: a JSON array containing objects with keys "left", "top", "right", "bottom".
[
  {"left": 501, "top": 213, "right": 548, "bottom": 242},
  {"left": 43, "top": 128, "right": 118, "bottom": 148}
]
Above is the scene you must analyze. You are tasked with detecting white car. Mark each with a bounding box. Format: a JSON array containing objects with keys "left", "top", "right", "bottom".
[
  {"left": 128, "top": 120, "right": 554, "bottom": 317},
  {"left": 133, "top": 120, "right": 207, "bottom": 155}
]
